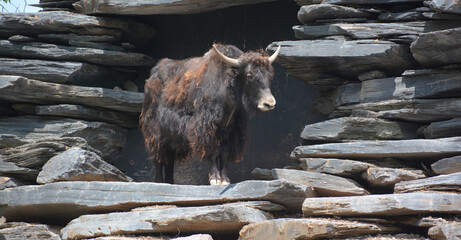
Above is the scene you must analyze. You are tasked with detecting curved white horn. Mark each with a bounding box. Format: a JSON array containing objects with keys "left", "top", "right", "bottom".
[
  {"left": 213, "top": 44, "right": 240, "bottom": 67},
  {"left": 268, "top": 45, "right": 281, "bottom": 64}
]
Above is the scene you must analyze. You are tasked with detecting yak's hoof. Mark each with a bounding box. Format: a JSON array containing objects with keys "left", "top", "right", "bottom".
[
  {"left": 210, "top": 179, "right": 220, "bottom": 186},
  {"left": 221, "top": 180, "right": 230, "bottom": 186}
]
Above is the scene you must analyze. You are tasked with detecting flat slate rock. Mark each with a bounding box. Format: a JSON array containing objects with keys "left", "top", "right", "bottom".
[
  {"left": 73, "top": 0, "right": 278, "bottom": 15},
  {"left": 252, "top": 168, "right": 369, "bottom": 196},
  {"left": 0, "top": 222, "right": 61, "bottom": 240},
  {"left": 61, "top": 202, "right": 275, "bottom": 239},
  {"left": 421, "top": 118, "right": 461, "bottom": 139},
  {"left": 302, "top": 192, "right": 461, "bottom": 216},
  {"left": 300, "top": 117, "right": 419, "bottom": 141},
  {"left": 291, "top": 137, "right": 461, "bottom": 160},
  {"left": 431, "top": 155, "right": 461, "bottom": 175},
  {"left": 239, "top": 218, "right": 400, "bottom": 240},
  {"left": 411, "top": 27, "right": 461, "bottom": 66},
  {"left": 297, "top": 4, "right": 372, "bottom": 24},
  {"left": 427, "top": 0, "right": 461, "bottom": 14},
  {"left": 361, "top": 167, "right": 426, "bottom": 187},
  {"left": 330, "top": 233, "right": 428, "bottom": 239},
  {"left": 428, "top": 221, "right": 461, "bottom": 240},
  {"left": 319, "top": 0, "right": 423, "bottom": 5},
  {"left": 394, "top": 172, "right": 461, "bottom": 193},
  {"left": 298, "top": 158, "right": 374, "bottom": 177},
  {"left": 0, "top": 76, "right": 143, "bottom": 113},
  {"left": 37, "top": 147, "right": 133, "bottom": 184},
  {"left": 0, "top": 180, "right": 313, "bottom": 222}
]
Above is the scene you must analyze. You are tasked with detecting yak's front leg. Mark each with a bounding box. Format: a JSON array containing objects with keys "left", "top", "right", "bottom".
[
  {"left": 209, "top": 157, "right": 221, "bottom": 185},
  {"left": 219, "top": 158, "right": 230, "bottom": 186}
]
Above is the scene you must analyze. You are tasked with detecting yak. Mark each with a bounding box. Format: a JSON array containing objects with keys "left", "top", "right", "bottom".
[{"left": 139, "top": 43, "right": 280, "bottom": 185}]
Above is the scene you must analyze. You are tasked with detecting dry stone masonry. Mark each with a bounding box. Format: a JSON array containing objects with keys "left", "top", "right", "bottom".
[{"left": 0, "top": 0, "right": 460, "bottom": 239}]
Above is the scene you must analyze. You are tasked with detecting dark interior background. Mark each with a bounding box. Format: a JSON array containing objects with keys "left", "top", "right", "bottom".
[{"left": 115, "top": 0, "right": 327, "bottom": 184}]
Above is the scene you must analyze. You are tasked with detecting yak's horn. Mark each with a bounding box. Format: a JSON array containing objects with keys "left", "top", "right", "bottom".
[
  {"left": 213, "top": 44, "right": 240, "bottom": 67},
  {"left": 268, "top": 45, "right": 281, "bottom": 64}
]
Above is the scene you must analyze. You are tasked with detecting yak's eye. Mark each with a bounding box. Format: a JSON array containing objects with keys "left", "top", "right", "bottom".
[{"left": 246, "top": 73, "right": 254, "bottom": 80}]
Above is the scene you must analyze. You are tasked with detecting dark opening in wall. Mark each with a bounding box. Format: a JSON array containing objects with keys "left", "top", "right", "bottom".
[{"left": 115, "top": 0, "right": 328, "bottom": 184}]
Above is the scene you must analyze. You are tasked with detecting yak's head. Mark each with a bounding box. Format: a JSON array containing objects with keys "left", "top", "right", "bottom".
[{"left": 213, "top": 44, "right": 281, "bottom": 112}]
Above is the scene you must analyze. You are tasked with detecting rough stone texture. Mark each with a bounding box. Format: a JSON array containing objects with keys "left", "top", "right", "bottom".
[
  {"left": 361, "top": 167, "right": 426, "bottom": 187},
  {"left": 291, "top": 137, "right": 461, "bottom": 160},
  {"left": 37, "top": 147, "right": 132, "bottom": 184},
  {"left": 358, "top": 70, "right": 387, "bottom": 81},
  {"left": 0, "top": 180, "right": 313, "bottom": 222},
  {"left": 411, "top": 27, "right": 461, "bottom": 66},
  {"left": 298, "top": 158, "right": 374, "bottom": 177},
  {"left": 428, "top": 222, "right": 461, "bottom": 240},
  {"left": 266, "top": 39, "right": 413, "bottom": 87},
  {"left": 0, "top": 76, "right": 143, "bottom": 113},
  {"left": 302, "top": 192, "right": 461, "bottom": 216},
  {"left": 300, "top": 117, "right": 419, "bottom": 141},
  {"left": 252, "top": 168, "right": 369, "bottom": 196},
  {"left": 0, "top": 116, "right": 127, "bottom": 161},
  {"left": 172, "top": 235, "right": 213, "bottom": 240},
  {"left": 239, "top": 218, "right": 400, "bottom": 240},
  {"left": 431, "top": 155, "right": 461, "bottom": 175},
  {"left": 0, "top": 222, "right": 61, "bottom": 240},
  {"left": 398, "top": 216, "right": 449, "bottom": 228},
  {"left": 379, "top": 11, "right": 424, "bottom": 21},
  {"left": 297, "top": 4, "right": 372, "bottom": 24},
  {"left": 427, "top": 0, "right": 461, "bottom": 14},
  {"left": 394, "top": 172, "right": 461, "bottom": 193},
  {"left": 0, "top": 177, "right": 28, "bottom": 190},
  {"left": 35, "top": 104, "right": 139, "bottom": 128},
  {"left": 320, "top": 0, "right": 423, "bottom": 4},
  {"left": 0, "top": 40, "right": 154, "bottom": 67},
  {"left": 73, "top": 0, "right": 278, "bottom": 15},
  {"left": 330, "top": 234, "right": 428, "bottom": 240},
  {"left": 421, "top": 118, "right": 461, "bottom": 139},
  {"left": 61, "top": 202, "right": 273, "bottom": 239}
]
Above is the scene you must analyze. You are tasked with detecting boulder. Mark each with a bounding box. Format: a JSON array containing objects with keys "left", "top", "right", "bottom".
[
  {"left": 61, "top": 202, "right": 275, "bottom": 239},
  {"left": 394, "top": 172, "right": 461, "bottom": 193},
  {"left": 37, "top": 147, "right": 133, "bottom": 184},
  {"left": 0, "top": 76, "right": 143, "bottom": 113},
  {"left": 421, "top": 118, "right": 461, "bottom": 139},
  {"left": 411, "top": 27, "right": 461, "bottom": 66},
  {"left": 239, "top": 218, "right": 400, "bottom": 240},
  {"left": 298, "top": 158, "right": 374, "bottom": 177},
  {"left": 302, "top": 192, "right": 461, "bottom": 216},
  {"left": 361, "top": 167, "right": 426, "bottom": 187},
  {"left": 0, "top": 222, "right": 61, "bottom": 240},
  {"left": 427, "top": 0, "right": 461, "bottom": 15},
  {"left": 431, "top": 155, "right": 461, "bottom": 175},
  {"left": 291, "top": 137, "right": 461, "bottom": 160},
  {"left": 300, "top": 117, "right": 419, "bottom": 141},
  {"left": 0, "top": 180, "right": 313, "bottom": 222},
  {"left": 252, "top": 168, "right": 369, "bottom": 196},
  {"left": 428, "top": 222, "right": 461, "bottom": 240},
  {"left": 297, "top": 4, "right": 372, "bottom": 24}
]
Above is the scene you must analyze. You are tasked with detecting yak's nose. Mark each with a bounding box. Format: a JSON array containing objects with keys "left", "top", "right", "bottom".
[{"left": 258, "top": 94, "right": 276, "bottom": 111}]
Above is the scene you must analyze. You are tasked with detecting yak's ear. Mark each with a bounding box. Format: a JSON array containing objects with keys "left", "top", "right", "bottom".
[{"left": 213, "top": 44, "right": 241, "bottom": 67}]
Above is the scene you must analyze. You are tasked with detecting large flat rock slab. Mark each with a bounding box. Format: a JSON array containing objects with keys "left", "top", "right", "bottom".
[
  {"left": 0, "top": 180, "right": 313, "bottom": 222},
  {"left": 302, "top": 192, "right": 461, "bottom": 216},
  {"left": 0, "top": 76, "right": 143, "bottom": 113},
  {"left": 411, "top": 27, "right": 461, "bottom": 66},
  {"left": 239, "top": 218, "right": 400, "bottom": 240},
  {"left": 297, "top": 4, "right": 372, "bottom": 24},
  {"left": 394, "top": 172, "right": 461, "bottom": 193},
  {"left": 298, "top": 158, "right": 374, "bottom": 177},
  {"left": 61, "top": 202, "right": 275, "bottom": 239},
  {"left": 421, "top": 118, "right": 461, "bottom": 139},
  {"left": 291, "top": 137, "right": 461, "bottom": 160}
]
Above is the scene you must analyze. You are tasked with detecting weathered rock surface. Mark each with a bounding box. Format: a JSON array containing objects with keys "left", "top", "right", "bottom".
[
  {"left": 0, "top": 40, "right": 154, "bottom": 67},
  {"left": 411, "top": 27, "right": 461, "bottom": 66},
  {"left": 73, "top": 0, "right": 278, "bottom": 15},
  {"left": 361, "top": 167, "right": 426, "bottom": 187},
  {"left": 297, "top": 4, "right": 372, "bottom": 24},
  {"left": 0, "top": 177, "right": 28, "bottom": 190},
  {"left": 320, "top": 0, "right": 423, "bottom": 4},
  {"left": 298, "top": 158, "right": 374, "bottom": 177},
  {"left": 0, "top": 76, "right": 143, "bottom": 113},
  {"left": 301, "top": 117, "right": 419, "bottom": 141},
  {"left": 252, "top": 168, "right": 369, "bottom": 196},
  {"left": 239, "top": 218, "right": 400, "bottom": 240},
  {"left": 427, "top": 0, "right": 461, "bottom": 14},
  {"left": 379, "top": 10, "right": 424, "bottom": 21},
  {"left": 428, "top": 221, "right": 461, "bottom": 240},
  {"left": 0, "top": 180, "right": 313, "bottom": 222},
  {"left": 431, "top": 155, "right": 461, "bottom": 175},
  {"left": 421, "top": 118, "right": 461, "bottom": 139},
  {"left": 37, "top": 147, "right": 132, "bottom": 184},
  {"left": 291, "top": 137, "right": 461, "bottom": 159},
  {"left": 330, "top": 234, "right": 428, "bottom": 240},
  {"left": 394, "top": 172, "right": 461, "bottom": 193},
  {"left": 302, "top": 192, "right": 461, "bottom": 216},
  {"left": 61, "top": 202, "right": 275, "bottom": 239},
  {"left": 0, "top": 222, "right": 61, "bottom": 240}
]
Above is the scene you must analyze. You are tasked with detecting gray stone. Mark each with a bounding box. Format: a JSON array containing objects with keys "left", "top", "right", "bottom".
[
  {"left": 422, "top": 11, "right": 461, "bottom": 19},
  {"left": 427, "top": 0, "right": 461, "bottom": 14},
  {"left": 266, "top": 39, "right": 413, "bottom": 86},
  {"left": 361, "top": 167, "right": 426, "bottom": 187},
  {"left": 252, "top": 168, "right": 369, "bottom": 196},
  {"left": 428, "top": 222, "right": 461, "bottom": 240},
  {"left": 291, "top": 137, "right": 461, "bottom": 160},
  {"left": 0, "top": 40, "right": 154, "bottom": 67},
  {"left": 320, "top": 0, "right": 423, "bottom": 4},
  {"left": 411, "top": 27, "right": 461, "bottom": 66},
  {"left": 394, "top": 172, "right": 461, "bottom": 193},
  {"left": 378, "top": 11, "right": 424, "bottom": 21},
  {"left": 298, "top": 158, "right": 374, "bottom": 177},
  {"left": 302, "top": 192, "right": 461, "bottom": 216},
  {"left": 38, "top": 33, "right": 118, "bottom": 45},
  {"left": 300, "top": 117, "right": 419, "bottom": 141},
  {"left": 297, "top": 4, "right": 372, "bottom": 24},
  {"left": 0, "top": 180, "right": 314, "bottom": 222},
  {"left": 37, "top": 147, "right": 132, "bottom": 184},
  {"left": 7, "top": 35, "right": 37, "bottom": 42},
  {"left": 0, "top": 177, "right": 28, "bottom": 190},
  {"left": 172, "top": 235, "right": 213, "bottom": 240},
  {"left": 0, "top": 222, "right": 61, "bottom": 240},
  {"left": 398, "top": 216, "right": 449, "bottom": 228},
  {"left": 358, "top": 70, "right": 387, "bottom": 81},
  {"left": 421, "top": 118, "right": 461, "bottom": 139},
  {"left": 73, "top": 0, "right": 278, "bottom": 15},
  {"left": 35, "top": 104, "right": 139, "bottom": 128},
  {"left": 0, "top": 161, "right": 39, "bottom": 180},
  {"left": 0, "top": 76, "right": 143, "bottom": 113},
  {"left": 61, "top": 202, "right": 274, "bottom": 240},
  {"left": 431, "top": 155, "right": 461, "bottom": 175},
  {"left": 239, "top": 218, "right": 400, "bottom": 240},
  {"left": 330, "top": 233, "right": 428, "bottom": 239},
  {"left": 336, "top": 82, "right": 361, "bottom": 106}
]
